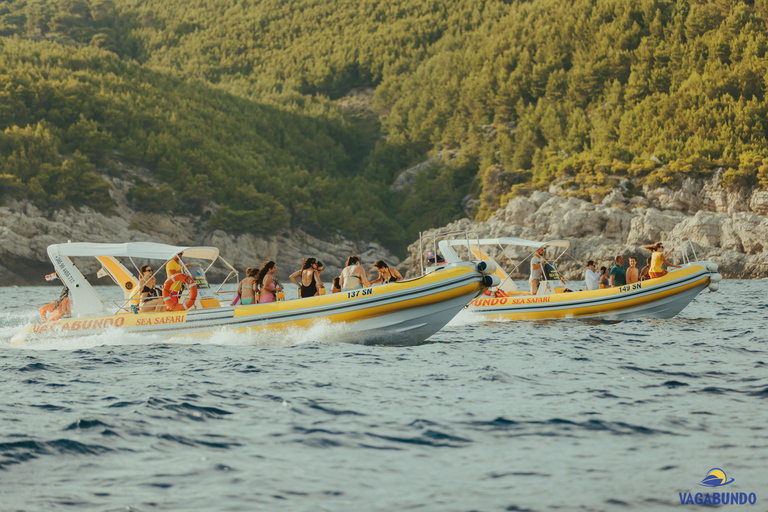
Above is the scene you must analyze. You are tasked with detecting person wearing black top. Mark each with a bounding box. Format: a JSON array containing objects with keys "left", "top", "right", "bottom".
[
  {"left": 371, "top": 260, "right": 403, "bottom": 285},
  {"left": 290, "top": 258, "right": 322, "bottom": 298}
]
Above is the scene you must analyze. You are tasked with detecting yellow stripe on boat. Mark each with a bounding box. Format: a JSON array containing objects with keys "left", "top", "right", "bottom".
[{"left": 471, "top": 265, "right": 711, "bottom": 320}]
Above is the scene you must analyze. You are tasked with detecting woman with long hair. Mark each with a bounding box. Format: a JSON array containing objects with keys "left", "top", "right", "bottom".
[
  {"left": 289, "top": 257, "right": 322, "bottom": 298},
  {"left": 370, "top": 260, "right": 403, "bottom": 285},
  {"left": 643, "top": 242, "right": 680, "bottom": 278},
  {"left": 340, "top": 256, "right": 370, "bottom": 291},
  {"left": 257, "top": 261, "right": 278, "bottom": 303},
  {"left": 237, "top": 267, "right": 259, "bottom": 305},
  {"left": 139, "top": 265, "right": 165, "bottom": 312}
]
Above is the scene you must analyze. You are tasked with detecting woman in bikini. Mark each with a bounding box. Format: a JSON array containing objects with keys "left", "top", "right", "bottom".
[
  {"left": 139, "top": 265, "right": 165, "bottom": 312},
  {"left": 643, "top": 242, "right": 681, "bottom": 278},
  {"left": 237, "top": 267, "right": 259, "bottom": 305},
  {"left": 290, "top": 258, "right": 322, "bottom": 298},
  {"left": 340, "top": 256, "right": 371, "bottom": 291},
  {"left": 257, "top": 261, "right": 278, "bottom": 303},
  {"left": 370, "top": 260, "right": 403, "bottom": 285}
]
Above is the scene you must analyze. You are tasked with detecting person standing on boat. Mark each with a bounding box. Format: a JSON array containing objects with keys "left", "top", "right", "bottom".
[
  {"left": 626, "top": 257, "right": 639, "bottom": 284},
  {"left": 644, "top": 242, "right": 681, "bottom": 278},
  {"left": 584, "top": 261, "right": 600, "bottom": 291},
  {"left": 609, "top": 255, "right": 626, "bottom": 287},
  {"left": 340, "top": 256, "right": 371, "bottom": 291},
  {"left": 529, "top": 248, "right": 546, "bottom": 294},
  {"left": 165, "top": 252, "right": 186, "bottom": 306}
]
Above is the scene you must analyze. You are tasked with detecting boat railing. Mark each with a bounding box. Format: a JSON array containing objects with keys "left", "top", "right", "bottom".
[
  {"left": 418, "top": 230, "right": 481, "bottom": 275},
  {"left": 670, "top": 236, "right": 699, "bottom": 265}
]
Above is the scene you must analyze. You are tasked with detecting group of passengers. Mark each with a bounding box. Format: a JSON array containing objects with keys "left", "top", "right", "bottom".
[
  {"left": 235, "top": 256, "right": 402, "bottom": 304},
  {"left": 583, "top": 242, "right": 680, "bottom": 291},
  {"left": 236, "top": 261, "right": 283, "bottom": 304}
]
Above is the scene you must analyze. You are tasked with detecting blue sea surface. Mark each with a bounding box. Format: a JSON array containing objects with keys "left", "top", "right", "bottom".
[{"left": 1, "top": 281, "right": 766, "bottom": 511}]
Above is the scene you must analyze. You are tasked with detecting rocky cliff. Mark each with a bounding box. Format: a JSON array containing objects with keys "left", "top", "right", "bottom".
[
  {"left": 404, "top": 170, "right": 768, "bottom": 280},
  {"left": 0, "top": 177, "right": 398, "bottom": 286}
]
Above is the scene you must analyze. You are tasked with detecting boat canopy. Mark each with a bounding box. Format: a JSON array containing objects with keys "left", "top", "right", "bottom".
[
  {"left": 442, "top": 237, "right": 570, "bottom": 250},
  {"left": 50, "top": 242, "right": 220, "bottom": 261}
]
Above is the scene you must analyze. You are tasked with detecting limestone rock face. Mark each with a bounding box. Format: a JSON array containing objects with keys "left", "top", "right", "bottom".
[
  {"left": 0, "top": 192, "right": 398, "bottom": 285},
  {"left": 405, "top": 175, "right": 768, "bottom": 280}
]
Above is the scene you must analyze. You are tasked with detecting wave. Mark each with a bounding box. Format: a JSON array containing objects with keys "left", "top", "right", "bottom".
[
  {"left": 0, "top": 439, "right": 113, "bottom": 470},
  {"left": 1, "top": 317, "right": 359, "bottom": 351}
]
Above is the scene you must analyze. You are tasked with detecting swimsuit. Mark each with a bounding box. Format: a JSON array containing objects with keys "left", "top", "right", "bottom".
[
  {"left": 141, "top": 285, "right": 160, "bottom": 304},
  {"left": 299, "top": 271, "right": 318, "bottom": 298},
  {"left": 240, "top": 282, "right": 256, "bottom": 305},
  {"left": 343, "top": 273, "right": 362, "bottom": 289},
  {"left": 258, "top": 293, "right": 275, "bottom": 303}
]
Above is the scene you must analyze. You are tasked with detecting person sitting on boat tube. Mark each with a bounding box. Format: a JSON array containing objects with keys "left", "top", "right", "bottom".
[
  {"left": 643, "top": 242, "right": 681, "bottom": 278},
  {"left": 371, "top": 260, "right": 403, "bottom": 285},
  {"left": 289, "top": 258, "right": 322, "bottom": 298},
  {"left": 584, "top": 261, "right": 600, "bottom": 290},
  {"left": 529, "top": 248, "right": 546, "bottom": 294},
  {"left": 39, "top": 287, "right": 71, "bottom": 322},
  {"left": 609, "top": 255, "right": 626, "bottom": 287},
  {"left": 236, "top": 267, "right": 259, "bottom": 305},
  {"left": 640, "top": 257, "right": 651, "bottom": 281},
  {"left": 340, "top": 256, "right": 371, "bottom": 291}
]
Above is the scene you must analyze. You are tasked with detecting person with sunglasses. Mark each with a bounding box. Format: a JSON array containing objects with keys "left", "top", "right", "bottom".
[
  {"left": 643, "top": 242, "right": 681, "bottom": 279},
  {"left": 139, "top": 265, "right": 165, "bottom": 312}
]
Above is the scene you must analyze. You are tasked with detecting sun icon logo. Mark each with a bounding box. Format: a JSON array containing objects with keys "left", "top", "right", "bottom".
[{"left": 699, "top": 468, "right": 735, "bottom": 487}]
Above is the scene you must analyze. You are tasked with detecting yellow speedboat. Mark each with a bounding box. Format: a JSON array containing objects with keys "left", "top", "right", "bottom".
[
  {"left": 13, "top": 241, "right": 496, "bottom": 346},
  {"left": 437, "top": 237, "right": 722, "bottom": 321}
]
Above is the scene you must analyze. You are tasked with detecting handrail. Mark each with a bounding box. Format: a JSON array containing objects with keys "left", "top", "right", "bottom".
[
  {"left": 670, "top": 236, "right": 698, "bottom": 265},
  {"left": 418, "top": 230, "right": 481, "bottom": 275}
]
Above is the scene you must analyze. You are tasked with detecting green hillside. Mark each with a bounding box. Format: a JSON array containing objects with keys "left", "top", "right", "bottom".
[{"left": 2, "top": 0, "right": 768, "bottom": 253}]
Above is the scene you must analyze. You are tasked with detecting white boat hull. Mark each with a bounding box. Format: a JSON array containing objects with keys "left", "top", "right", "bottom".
[
  {"left": 468, "top": 263, "right": 719, "bottom": 322},
  {"left": 13, "top": 263, "right": 486, "bottom": 346}
]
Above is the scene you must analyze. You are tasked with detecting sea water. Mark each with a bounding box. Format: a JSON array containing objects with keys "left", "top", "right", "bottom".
[{"left": 1, "top": 281, "right": 766, "bottom": 511}]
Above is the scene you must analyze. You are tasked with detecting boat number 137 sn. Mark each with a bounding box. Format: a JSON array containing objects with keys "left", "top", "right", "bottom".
[{"left": 347, "top": 288, "right": 373, "bottom": 298}]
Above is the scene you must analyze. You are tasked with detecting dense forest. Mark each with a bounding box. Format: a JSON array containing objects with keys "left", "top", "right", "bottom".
[{"left": 2, "top": 0, "right": 768, "bottom": 252}]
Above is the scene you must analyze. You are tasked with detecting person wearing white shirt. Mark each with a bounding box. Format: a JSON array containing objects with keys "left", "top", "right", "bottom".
[
  {"left": 584, "top": 260, "right": 600, "bottom": 291},
  {"left": 529, "top": 247, "right": 546, "bottom": 294}
]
